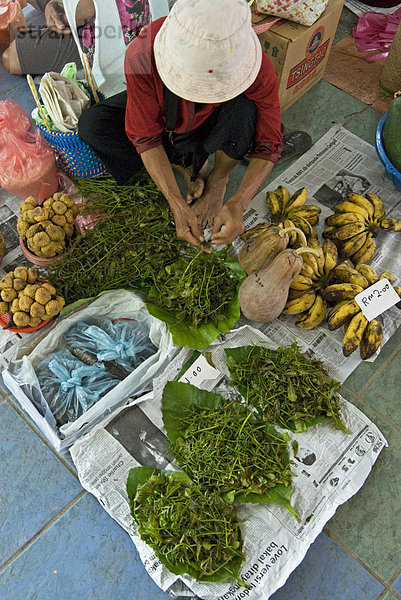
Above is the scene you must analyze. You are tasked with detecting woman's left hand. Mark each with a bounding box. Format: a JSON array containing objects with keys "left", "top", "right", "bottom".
[{"left": 210, "top": 198, "right": 244, "bottom": 245}]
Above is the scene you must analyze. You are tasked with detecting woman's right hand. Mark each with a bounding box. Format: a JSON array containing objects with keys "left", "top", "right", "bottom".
[{"left": 45, "top": 0, "right": 71, "bottom": 33}]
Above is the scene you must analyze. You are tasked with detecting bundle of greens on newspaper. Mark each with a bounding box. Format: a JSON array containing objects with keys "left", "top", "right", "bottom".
[
  {"left": 126, "top": 467, "right": 246, "bottom": 585},
  {"left": 161, "top": 381, "right": 296, "bottom": 514}
]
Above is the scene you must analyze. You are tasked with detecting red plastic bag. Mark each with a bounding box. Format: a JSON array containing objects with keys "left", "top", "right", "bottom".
[
  {"left": 0, "top": 99, "right": 59, "bottom": 200},
  {"left": 352, "top": 7, "right": 401, "bottom": 62}
]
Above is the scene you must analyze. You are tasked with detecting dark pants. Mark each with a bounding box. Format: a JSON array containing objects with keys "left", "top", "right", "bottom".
[{"left": 78, "top": 92, "right": 257, "bottom": 184}]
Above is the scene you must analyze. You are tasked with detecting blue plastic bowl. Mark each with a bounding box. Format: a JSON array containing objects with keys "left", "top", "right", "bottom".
[{"left": 375, "top": 112, "right": 401, "bottom": 191}]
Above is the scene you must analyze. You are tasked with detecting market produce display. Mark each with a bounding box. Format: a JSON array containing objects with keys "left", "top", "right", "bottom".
[
  {"left": 162, "top": 381, "right": 296, "bottom": 514},
  {"left": 326, "top": 263, "right": 401, "bottom": 359},
  {"left": 49, "top": 174, "right": 245, "bottom": 349},
  {"left": 323, "top": 192, "right": 401, "bottom": 264},
  {"left": 225, "top": 343, "right": 347, "bottom": 433},
  {"left": 0, "top": 266, "right": 65, "bottom": 328},
  {"left": 17, "top": 193, "right": 78, "bottom": 258},
  {"left": 126, "top": 467, "right": 245, "bottom": 584}
]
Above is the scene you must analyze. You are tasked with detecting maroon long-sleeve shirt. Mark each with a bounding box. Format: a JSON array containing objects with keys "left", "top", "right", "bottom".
[{"left": 124, "top": 17, "right": 283, "bottom": 162}]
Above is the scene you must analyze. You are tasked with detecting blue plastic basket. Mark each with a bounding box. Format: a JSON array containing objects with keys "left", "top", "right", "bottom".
[
  {"left": 37, "top": 86, "right": 107, "bottom": 179},
  {"left": 375, "top": 112, "right": 401, "bottom": 191}
]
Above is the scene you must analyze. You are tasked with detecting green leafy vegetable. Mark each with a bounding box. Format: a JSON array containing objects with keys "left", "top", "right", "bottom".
[
  {"left": 73, "top": 171, "right": 162, "bottom": 207},
  {"left": 146, "top": 250, "right": 246, "bottom": 349},
  {"left": 162, "top": 382, "right": 296, "bottom": 515},
  {"left": 126, "top": 467, "right": 245, "bottom": 584},
  {"left": 50, "top": 174, "right": 245, "bottom": 349},
  {"left": 48, "top": 204, "right": 184, "bottom": 304},
  {"left": 225, "top": 343, "right": 348, "bottom": 433}
]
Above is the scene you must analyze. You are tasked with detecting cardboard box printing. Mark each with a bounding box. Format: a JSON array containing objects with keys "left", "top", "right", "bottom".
[{"left": 253, "top": 0, "right": 345, "bottom": 111}]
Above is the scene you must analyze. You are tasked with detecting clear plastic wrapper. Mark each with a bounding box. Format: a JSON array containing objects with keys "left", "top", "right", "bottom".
[
  {"left": 36, "top": 349, "right": 119, "bottom": 425},
  {"left": 63, "top": 318, "right": 157, "bottom": 377}
]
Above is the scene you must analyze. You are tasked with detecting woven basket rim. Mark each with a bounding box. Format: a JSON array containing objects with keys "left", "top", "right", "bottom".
[{"left": 38, "top": 124, "right": 81, "bottom": 138}]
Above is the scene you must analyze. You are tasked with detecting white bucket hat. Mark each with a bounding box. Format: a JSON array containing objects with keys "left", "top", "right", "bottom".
[{"left": 154, "top": 0, "right": 262, "bottom": 103}]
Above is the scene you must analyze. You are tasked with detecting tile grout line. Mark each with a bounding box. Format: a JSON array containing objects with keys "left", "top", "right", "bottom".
[
  {"left": 5, "top": 394, "right": 79, "bottom": 478},
  {"left": 388, "top": 563, "right": 401, "bottom": 592},
  {"left": 342, "top": 105, "right": 371, "bottom": 126},
  {"left": 0, "top": 489, "right": 86, "bottom": 574},
  {"left": 341, "top": 385, "right": 401, "bottom": 436},
  {"left": 341, "top": 342, "right": 401, "bottom": 400},
  {"left": 0, "top": 80, "right": 30, "bottom": 99},
  {"left": 377, "top": 589, "right": 401, "bottom": 600},
  {"left": 324, "top": 528, "right": 392, "bottom": 591}
]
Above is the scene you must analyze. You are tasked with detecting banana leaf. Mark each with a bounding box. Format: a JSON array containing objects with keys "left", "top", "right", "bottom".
[
  {"left": 145, "top": 252, "right": 246, "bottom": 350},
  {"left": 224, "top": 345, "right": 348, "bottom": 433},
  {"left": 161, "top": 381, "right": 297, "bottom": 517},
  {"left": 126, "top": 467, "right": 245, "bottom": 584}
]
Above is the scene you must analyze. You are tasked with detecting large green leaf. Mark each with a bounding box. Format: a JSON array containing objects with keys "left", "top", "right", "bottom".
[
  {"left": 126, "top": 467, "right": 245, "bottom": 583},
  {"left": 126, "top": 467, "right": 191, "bottom": 515},
  {"left": 161, "top": 381, "right": 296, "bottom": 514},
  {"left": 145, "top": 254, "right": 246, "bottom": 349},
  {"left": 162, "top": 381, "right": 223, "bottom": 443}
]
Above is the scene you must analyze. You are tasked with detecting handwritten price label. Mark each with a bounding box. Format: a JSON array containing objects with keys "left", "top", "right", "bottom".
[
  {"left": 355, "top": 278, "right": 400, "bottom": 321},
  {"left": 178, "top": 354, "right": 220, "bottom": 388}
]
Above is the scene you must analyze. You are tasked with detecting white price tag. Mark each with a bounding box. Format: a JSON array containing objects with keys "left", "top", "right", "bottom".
[
  {"left": 355, "top": 278, "right": 400, "bottom": 321},
  {"left": 178, "top": 354, "right": 220, "bottom": 388}
]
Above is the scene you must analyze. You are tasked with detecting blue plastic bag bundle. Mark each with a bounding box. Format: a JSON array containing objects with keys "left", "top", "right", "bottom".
[
  {"left": 36, "top": 349, "right": 120, "bottom": 425},
  {"left": 63, "top": 318, "right": 156, "bottom": 379}
]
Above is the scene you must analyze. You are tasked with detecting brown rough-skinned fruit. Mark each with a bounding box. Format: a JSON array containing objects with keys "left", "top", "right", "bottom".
[
  {"left": 238, "top": 226, "right": 289, "bottom": 274},
  {"left": 239, "top": 248, "right": 303, "bottom": 322}
]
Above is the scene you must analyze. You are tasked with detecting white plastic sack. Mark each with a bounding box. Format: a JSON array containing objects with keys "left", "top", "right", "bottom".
[
  {"left": 2, "top": 290, "right": 178, "bottom": 451},
  {"left": 39, "top": 72, "right": 90, "bottom": 132}
]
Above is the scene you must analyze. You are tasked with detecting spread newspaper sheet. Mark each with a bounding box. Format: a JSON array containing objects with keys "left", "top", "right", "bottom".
[{"left": 70, "top": 325, "right": 387, "bottom": 600}]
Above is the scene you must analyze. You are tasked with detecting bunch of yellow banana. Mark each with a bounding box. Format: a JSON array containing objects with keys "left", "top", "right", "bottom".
[
  {"left": 283, "top": 238, "right": 339, "bottom": 329},
  {"left": 240, "top": 220, "right": 308, "bottom": 248},
  {"left": 266, "top": 186, "right": 321, "bottom": 242},
  {"left": 326, "top": 263, "right": 399, "bottom": 359},
  {"left": 323, "top": 192, "right": 401, "bottom": 265}
]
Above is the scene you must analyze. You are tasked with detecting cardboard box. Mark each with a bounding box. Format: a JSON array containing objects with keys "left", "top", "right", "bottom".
[{"left": 253, "top": 0, "right": 345, "bottom": 112}]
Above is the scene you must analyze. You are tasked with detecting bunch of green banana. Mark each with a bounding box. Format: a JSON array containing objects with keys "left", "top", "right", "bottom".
[
  {"left": 266, "top": 186, "right": 321, "bottom": 242},
  {"left": 284, "top": 238, "right": 338, "bottom": 329},
  {"left": 323, "top": 192, "right": 401, "bottom": 265},
  {"left": 326, "top": 263, "right": 399, "bottom": 359}
]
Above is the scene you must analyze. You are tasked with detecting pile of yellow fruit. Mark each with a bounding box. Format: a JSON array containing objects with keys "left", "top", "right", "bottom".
[
  {"left": 323, "top": 192, "right": 401, "bottom": 264},
  {"left": 0, "top": 266, "right": 65, "bottom": 328},
  {"left": 17, "top": 193, "right": 78, "bottom": 258}
]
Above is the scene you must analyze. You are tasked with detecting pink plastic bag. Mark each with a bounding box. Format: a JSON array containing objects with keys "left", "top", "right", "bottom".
[
  {"left": 352, "top": 7, "right": 401, "bottom": 62},
  {"left": 0, "top": 99, "right": 59, "bottom": 201}
]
